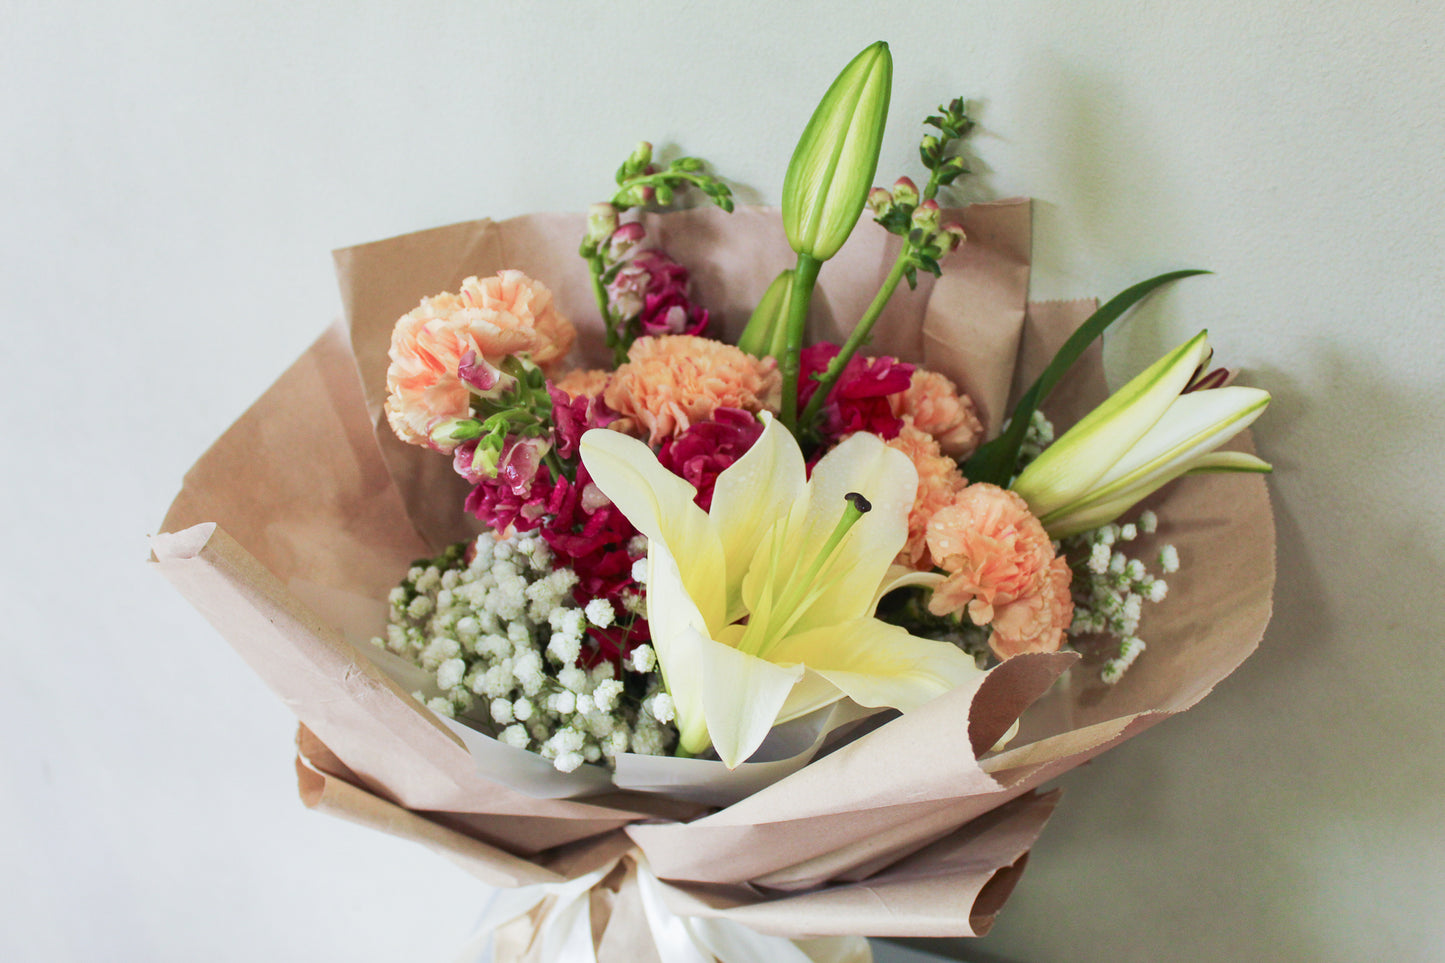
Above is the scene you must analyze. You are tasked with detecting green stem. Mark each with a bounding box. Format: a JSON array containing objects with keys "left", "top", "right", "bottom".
[
  {"left": 779, "top": 253, "right": 823, "bottom": 432},
  {"left": 799, "top": 250, "right": 911, "bottom": 430},
  {"left": 921, "top": 164, "right": 945, "bottom": 202},
  {"left": 586, "top": 255, "right": 622, "bottom": 359},
  {"left": 543, "top": 449, "right": 570, "bottom": 484},
  {"left": 610, "top": 170, "right": 715, "bottom": 205}
]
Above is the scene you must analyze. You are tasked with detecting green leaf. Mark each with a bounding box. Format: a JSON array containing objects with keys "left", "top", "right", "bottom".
[{"left": 962, "top": 268, "right": 1211, "bottom": 486}]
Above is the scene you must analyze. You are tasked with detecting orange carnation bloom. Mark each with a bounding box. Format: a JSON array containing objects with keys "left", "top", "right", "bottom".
[
  {"left": 604, "top": 335, "right": 781, "bottom": 444},
  {"left": 886, "top": 419, "right": 967, "bottom": 570},
  {"left": 925, "top": 483, "right": 1072, "bottom": 659},
  {"left": 384, "top": 271, "right": 575, "bottom": 451},
  {"left": 890, "top": 369, "right": 984, "bottom": 459},
  {"left": 990, "top": 556, "right": 1073, "bottom": 658},
  {"left": 457, "top": 272, "right": 575, "bottom": 372},
  {"left": 554, "top": 368, "right": 611, "bottom": 400}
]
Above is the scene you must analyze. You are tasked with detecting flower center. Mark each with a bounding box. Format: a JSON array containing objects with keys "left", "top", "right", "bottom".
[{"left": 736, "top": 493, "right": 871, "bottom": 657}]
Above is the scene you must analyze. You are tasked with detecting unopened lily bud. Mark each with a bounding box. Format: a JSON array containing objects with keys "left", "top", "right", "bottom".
[
  {"left": 606, "top": 221, "right": 646, "bottom": 260},
  {"left": 736, "top": 268, "right": 795, "bottom": 357},
  {"left": 892, "top": 176, "right": 919, "bottom": 208},
  {"left": 585, "top": 203, "right": 619, "bottom": 245},
  {"left": 942, "top": 222, "right": 967, "bottom": 252},
  {"left": 867, "top": 186, "right": 893, "bottom": 215},
  {"left": 782, "top": 41, "right": 893, "bottom": 261}
]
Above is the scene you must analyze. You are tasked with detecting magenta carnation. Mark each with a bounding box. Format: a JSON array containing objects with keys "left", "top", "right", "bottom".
[
  {"left": 656, "top": 408, "right": 765, "bottom": 510},
  {"left": 797, "top": 343, "right": 914, "bottom": 441}
]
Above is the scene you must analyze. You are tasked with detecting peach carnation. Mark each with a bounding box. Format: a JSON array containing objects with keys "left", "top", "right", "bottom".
[
  {"left": 886, "top": 419, "right": 967, "bottom": 570},
  {"left": 989, "top": 556, "right": 1073, "bottom": 658},
  {"left": 604, "top": 335, "right": 781, "bottom": 444},
  {"left": 384, "top": 271, "right": 576, "bottom": 451},
  {"left": 925, "top": 482, "right": 1072, "bottom": 659},
  {"left": 554, "top": 368, "right": 611, "bottom": 400},
  {"left": 457, "top": 271, "right": 575, "bottom": 372},
  {"left": 890, "top": 369, "right": 984, "bottom": 458}
]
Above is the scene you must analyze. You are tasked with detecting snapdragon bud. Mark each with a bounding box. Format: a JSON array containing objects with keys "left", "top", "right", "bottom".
[
  {"left": 458, "top": 350, "right": 518, "bottom": 400},
  {"left": 781, "top": 41, "right": 893, "bottom": 261},
  {"left": 866, "top": 186, "right": 893, "bottom": 215},
  {"left": 606, "top": 221, "right": 646, "bottom": 260},
  {"left": 618, "top": 141, "right": 653, "bottom": 181},
  {"left": 468, "top": 440, "right": 502, "bottom": 478},
  {"left": 891, "top": 176, "right": 919, "bottom": 208},
  {"left": 615, "top": 183, "right": 655, "bottom": 207},
  {"left": 585, "top": 203, "right": 619, "bottom": 245},
  {"left": 911, "top": 198, "right": 942, "bottom": 233},
  {"left": 429, "top": 418, "right": 484, "bottom": 448},
  {"left": 942, "top": 222, "right": 967, "bottom": 252}
]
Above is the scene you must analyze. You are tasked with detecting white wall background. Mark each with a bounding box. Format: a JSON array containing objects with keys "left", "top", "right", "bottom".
[{"left": 4, "top": 2, "right": 1443, "bottom": 961}]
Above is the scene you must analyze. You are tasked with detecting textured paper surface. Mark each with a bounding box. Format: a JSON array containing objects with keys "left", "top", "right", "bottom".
[{"left": 153, "top": 203, "right": 1274, "bottom": 939}]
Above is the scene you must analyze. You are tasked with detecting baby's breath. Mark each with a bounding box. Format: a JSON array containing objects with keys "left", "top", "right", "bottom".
[{"left": 372, "top": 530, "right": 673, "bottom": 771}]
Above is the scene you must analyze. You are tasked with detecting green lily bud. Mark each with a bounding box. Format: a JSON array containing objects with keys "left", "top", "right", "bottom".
[
  {"left": 736, "top": 269, "right": 795, "bottom": 357},
  {"left": 781, "top": 41, "right": 893, "bottom": 261}
]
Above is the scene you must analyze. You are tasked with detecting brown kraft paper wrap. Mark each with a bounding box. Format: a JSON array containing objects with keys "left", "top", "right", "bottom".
[{"left": 152, "top": 202, "right": 1274, "bottom": 944}]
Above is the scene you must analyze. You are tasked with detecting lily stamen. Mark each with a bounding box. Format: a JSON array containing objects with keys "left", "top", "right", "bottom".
[{"left": 739, "top": 493, "right": 874, "bottom": 657}]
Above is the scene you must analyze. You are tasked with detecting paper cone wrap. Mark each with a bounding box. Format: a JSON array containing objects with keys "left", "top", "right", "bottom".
[{"left": 152, "top": 203, "right": 1274, "bottom": 947}]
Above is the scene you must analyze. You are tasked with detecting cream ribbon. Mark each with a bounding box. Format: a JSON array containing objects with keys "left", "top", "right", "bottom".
[{"left": 454, "top": 855, "right": 872, "bottom": 963}]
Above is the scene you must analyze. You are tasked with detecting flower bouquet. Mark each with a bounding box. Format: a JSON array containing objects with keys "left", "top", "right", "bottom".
[{"left": 153, "top": 42, "right": 1275, "bottom": 961}]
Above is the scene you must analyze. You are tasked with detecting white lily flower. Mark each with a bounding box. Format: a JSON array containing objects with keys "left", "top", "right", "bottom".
[
  {"left": 580, "top": 415, "right": 983, "bottom": 768},
  {"left": 1012, "top": 331, "right": 1271, "bottom": 538}
]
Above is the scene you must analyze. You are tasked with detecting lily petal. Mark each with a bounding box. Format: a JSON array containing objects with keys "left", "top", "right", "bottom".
[
  {"left": 769, "top": 618, "right": 984, "bottom": 713},
  {"left": 742, "top": 433, "right": 916, "bottom": 636},
  {"left": 871, "top": 564, "right": 945, "bottom": 613},
  {"left": 1077, "top": 386, "right": 1270, "bottom": 497},
  {"left": 690, "top": 635, "right": 805, "bottom": 768},
  {"left": 643, "top": 540, "right": 714, "bottom": 753},
  {"left": 1183, "top": 450, "right": 1273, "bottom": 475},
  {"left": 1015, "top": 331, "right": 1211, "bottom": 516},
  {"left": 709, "top": 414, "right": 806, "bottom": 623},
  {"left": 580, "top": 428, "right": 727, "bottom": 630},
  {"left": 1040, "top": 386, "right": 1270, "bottom": 535}
]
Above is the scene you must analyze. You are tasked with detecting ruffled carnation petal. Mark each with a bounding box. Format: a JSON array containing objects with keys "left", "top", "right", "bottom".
[
  {"left": 604, "top": 335, "right": 781, "bottom": 444},
  {"left": 890, "top": 369, "right": 984, "bottom": 458},
  {"left": 384, "top": 271, "right": 577, "bottom": 452},
  {"left": 886, "top": 419, "right": 967, "bottom": 570},
  {"left": 925, "top": 483, "right": 1071, "bottom": 660}
]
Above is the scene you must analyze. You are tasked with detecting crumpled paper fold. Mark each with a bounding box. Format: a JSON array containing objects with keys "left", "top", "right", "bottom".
[{"left": 152, "top": 202, "right": 1274, "bottom": 951}]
